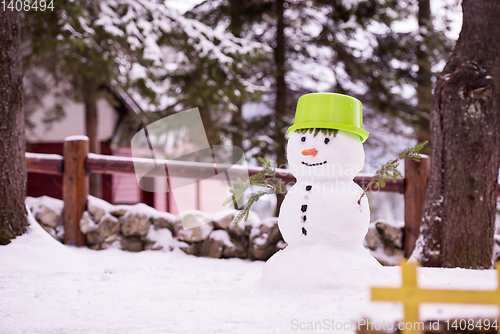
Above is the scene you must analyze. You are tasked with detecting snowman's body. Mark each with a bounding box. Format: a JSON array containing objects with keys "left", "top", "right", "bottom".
[
  {"left": 279, "top": 179, "right": 368, "bottom": 247},
  {"left": 260, "top": 130, "right": 382, "bottom": 290}
]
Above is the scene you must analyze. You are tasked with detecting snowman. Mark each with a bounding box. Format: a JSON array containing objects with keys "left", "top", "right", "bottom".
[{"left": 260, "top": 93, "right": 382, "bottom": 291}]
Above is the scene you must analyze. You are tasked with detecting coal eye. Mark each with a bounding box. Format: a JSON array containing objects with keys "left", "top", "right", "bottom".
[
  {"left": 324, "top": 138, "right": 330, "bottom": 144},
  {"left": 301, "top": 137, "right": 306, "bottom": 142}
]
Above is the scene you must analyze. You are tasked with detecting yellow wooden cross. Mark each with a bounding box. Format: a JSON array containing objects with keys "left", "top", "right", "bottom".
[{"left": 371, "top": 261, "right": 500, "bottom": 334}]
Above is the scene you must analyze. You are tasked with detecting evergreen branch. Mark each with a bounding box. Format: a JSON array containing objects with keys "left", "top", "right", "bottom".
[
  {"left": 232, "top": 189, "right": 277, "bottom": 225},
  {"left": 357, "top": 141, "right": 428, "bottom": 205},
  {"left": 224, "top": 157, "right": 288, "bottom": 225}
]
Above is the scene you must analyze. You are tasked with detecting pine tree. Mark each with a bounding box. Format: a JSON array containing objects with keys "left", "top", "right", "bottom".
[
  {"left": 22, "top": 0, "right": 269, "bottom": 195},
  {"left": 413, "top": 0, "right": 500, "bottom": 269},
  {"left": 190, "top": 0, "right": 452, "bottom": 214},
  {"left": 415, "top": 0, "right": 433, "bottom": 153},
  {"left": 0, "top": 9, "right": 28, "bottom": 244}
]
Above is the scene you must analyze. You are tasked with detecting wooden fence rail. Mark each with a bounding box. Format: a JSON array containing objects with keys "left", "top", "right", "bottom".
[
  {"left": 371, "top": 261, "right": 500, "bottom": 334},
  {"left": 26, "top": 138, "right": 499, "bottom": 252}
]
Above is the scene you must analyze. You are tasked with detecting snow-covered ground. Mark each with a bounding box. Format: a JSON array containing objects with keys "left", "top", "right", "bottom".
[{"left": 1, "top": 211, "right": 498, "bottom": 334}]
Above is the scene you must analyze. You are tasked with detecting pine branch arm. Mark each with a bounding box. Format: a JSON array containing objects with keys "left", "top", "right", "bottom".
[{"left": 357, "top": 141, "right": 427, "bottom": 205}]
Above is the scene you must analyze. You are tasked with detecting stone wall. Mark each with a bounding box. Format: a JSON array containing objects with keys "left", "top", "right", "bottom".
[
  {"left": 26, "top": 196, "right": 286, "bottom": 261},
  {"left": 28, "top": 196, "right": 500, "bottom": 265},
  {"left": 363, "top": 220, "right": 405, "bottom": 266}
]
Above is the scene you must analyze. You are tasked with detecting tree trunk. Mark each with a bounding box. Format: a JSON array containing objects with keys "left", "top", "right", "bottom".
[
  {"left": 0, "top": 10, "right": 28, "bottom": 244},
  {"left": 416, "top": 0, "right": 432, "bottom": 154},
  {"left": 274, "top": 0, "right": 288, "bottom": 216},
  {"left": 415, "top": 0, "right": 500, "bottom": 268},
  {"left": 228, "top": 0, "right": 245, "bottom": 164},
  {"left": 228, "top": 0, "right": 243, "bottom": 38},
  {"left": 230, "top": 103, "right": 244, "bottom": 157},
  {"left": 83, "top": 76, "right": 101, "bottom": 198}
]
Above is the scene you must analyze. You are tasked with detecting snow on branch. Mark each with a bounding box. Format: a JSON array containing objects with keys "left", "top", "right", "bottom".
[{"left": 57, "top": 0, "right": 270, "bottom": 112}]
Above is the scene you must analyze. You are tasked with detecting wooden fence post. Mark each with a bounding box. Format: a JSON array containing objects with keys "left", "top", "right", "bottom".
[
  {"left": 140, "top": 177, "right": 155, "bottom": 208},
  {"left": 63, "top": 136, "right": 88, "bottom": 246},
  {"left": 404, "top": 155, "right": 430, "bottom": 257}
]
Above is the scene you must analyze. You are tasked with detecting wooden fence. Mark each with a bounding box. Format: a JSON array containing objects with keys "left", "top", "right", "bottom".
[
  {"left": 27, "top": 138, "right": 499, "bottom": 254},
  {"left": 371, "top": 261, "right": 500, "bottom": 334}
]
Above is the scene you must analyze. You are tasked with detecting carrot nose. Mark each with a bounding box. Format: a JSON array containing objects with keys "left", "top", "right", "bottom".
[{"left": 302, "top": 148, "right": 318, "bottom": 156}]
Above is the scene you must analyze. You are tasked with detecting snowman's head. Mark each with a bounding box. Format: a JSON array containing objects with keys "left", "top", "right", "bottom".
[{"left": 287, "top": 128, "right": 364, "bottom": 179}]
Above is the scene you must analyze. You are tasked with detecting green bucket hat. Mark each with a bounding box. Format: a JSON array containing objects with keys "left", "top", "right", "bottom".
[{"left": 287, "top": 93, "right": 369, "bottom": 142}]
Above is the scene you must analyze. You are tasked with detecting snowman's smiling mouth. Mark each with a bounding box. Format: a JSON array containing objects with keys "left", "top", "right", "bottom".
[{"left": 302, "top": 160, "right": 327, "bottom": 167}]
